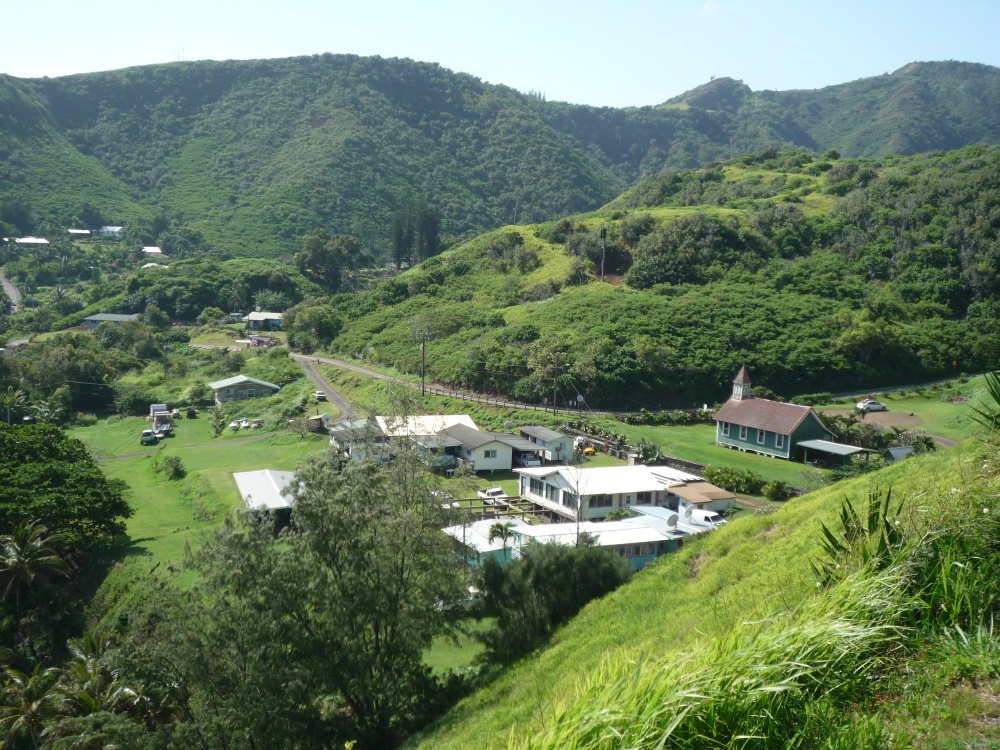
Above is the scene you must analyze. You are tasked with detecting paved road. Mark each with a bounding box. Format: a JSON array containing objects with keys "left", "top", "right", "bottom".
[
  {"left": 290, "top": 354, "right": 353, "bottom": 418},
  {"left": 0, "top": 273, "right": 20, "bottom": 312}
]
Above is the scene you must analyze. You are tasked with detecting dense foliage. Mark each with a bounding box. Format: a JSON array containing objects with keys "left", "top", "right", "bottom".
[
  {"left": 323, "top": 146, "right": 1000, "bottom": 407},
  {"left": 4, "top": 59, "right": 1000, "bottom": 257}
]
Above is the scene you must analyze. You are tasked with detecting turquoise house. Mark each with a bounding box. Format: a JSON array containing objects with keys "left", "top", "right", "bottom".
[{"left": 714, "top": 367, "right": 834, "bottom": 461}]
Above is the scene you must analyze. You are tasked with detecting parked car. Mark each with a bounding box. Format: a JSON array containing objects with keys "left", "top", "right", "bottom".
[
  {"left": 856, "top": 399, "right": 888, "bottom": 412},
  {"left": 517, "top": 454, "right": 542, "bottom": 467},
  {"left": 239, "top": 418, "right": 250, "bottom": 429},
  {"left": 250, "top": 419, "right": 264, "bottom": 429},
  {"left": 477, "top": 487, "right": 508, "bottom": 504},
  {"left": 313, "top": 391, "right": 327, "bottom": 400},
  {"left": 140, "top": 429, "right": 158, "bottom": 445}
]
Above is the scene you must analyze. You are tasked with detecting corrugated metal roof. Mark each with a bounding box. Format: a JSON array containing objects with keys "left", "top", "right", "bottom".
[
  {"left": 207, "top": 375, "right": 281, "bottom": 391},
  {"left": 512, "top": 520, "right": 672, "bottom": 547},
  {"left": 84, "top": 313, "right": 141, "bottom": 322},
  {"left": 797, "top": 439, "right": 872, "bottom": 456},
  {"left": 714, "top": 397, "right": 820, "bottom": 435},
  {"left": 375, "top": 414, "right": 477, "bottom": 437},
  {"left": 233, "top": 469, "right": 297, "bottom": 510},
  {"left": 514, "top": 465, "right": 700, "bottom": 496},
  {"left": 248, "top": 311, "right": 283, "bottom": 321},
  {"left": 442, "top": 518, "right": 530, "bottom": 553},
  {"left": 519, "top": 425, "right": 565, "bottom": 443},
  {"left": 667, "top": 481, "right": 736, "bottom": 505}
]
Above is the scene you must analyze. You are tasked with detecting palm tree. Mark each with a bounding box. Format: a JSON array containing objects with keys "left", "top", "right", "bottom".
[
  {"left": 488, "top": 522, "right": 516, "bottom": 563},
  {"left": 0, "top": 665, "right": 61, "bottom": 749},
  {"left": 0, "top": 387, "right": 27, "bottom": 426},
  {"left": 0, "top": 521, "right": 70, "bottom": 619}
]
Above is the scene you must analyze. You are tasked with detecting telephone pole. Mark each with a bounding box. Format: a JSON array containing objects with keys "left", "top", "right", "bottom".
[
  {"left": 552, "top": 352, "right": 560, "bottom": 414},
  {"left": 420, "top": 333, "right": 427, "bottom": 397},
  {"left": 600, "top": 227, "right": 607, "bottom": 282}
]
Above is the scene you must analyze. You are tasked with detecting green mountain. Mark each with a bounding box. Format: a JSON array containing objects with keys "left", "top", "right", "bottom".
[
  {"left": 3, "top": 58, "right": 1000, "bottom": 256},
  {"left": 322, "top": 146, "right": 1000, "bottom": 407}
]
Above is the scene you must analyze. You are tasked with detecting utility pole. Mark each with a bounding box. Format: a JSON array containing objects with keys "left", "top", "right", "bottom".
[
  {"left": 552, "top": 352, "right": 560, "bottom": 414},
  {"left": 600, "top": 227, "right": 607, "bottom": 283},
  {"left": 420, "top": 333, "right": 427, "bottom": 397}
]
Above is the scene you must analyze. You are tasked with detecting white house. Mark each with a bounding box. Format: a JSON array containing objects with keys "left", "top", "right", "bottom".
[
  {"left": 514, "top": 465, "right": 735, "bottom": 521},
  {"left": 82, "top": 313, "right": 141, "bottom": 329},
  {"left": 248, "top": 311, "right": 283, "bottom": 330},
  {"left": 442, "top": 518, "right": 530, "bottom": 566},
  {"left": 439, "top": 423, "right": 538, "bottom": 472},
  {"left": 97, "top": 226, "right": 124, "bottom": 239},
  {"left": 518, "top": 425, "right": 574, "bottom": 463},
  {"left": 141, "top": 246, "right": 164, "bottom": 257},
  {"left": 375, "top": 414, "right": 477, "bottom": 437}
]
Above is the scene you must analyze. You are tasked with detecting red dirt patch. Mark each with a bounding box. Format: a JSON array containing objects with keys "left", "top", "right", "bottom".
[{"left": 819, "top": 408, "right": 922, "bottom": 429}]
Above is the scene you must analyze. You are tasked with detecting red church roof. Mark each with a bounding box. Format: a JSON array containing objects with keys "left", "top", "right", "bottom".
[{"left": 714, "top": 397, "right": 826, "bottom": 436}]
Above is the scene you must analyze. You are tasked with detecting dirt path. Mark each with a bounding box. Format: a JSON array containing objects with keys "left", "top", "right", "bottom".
[{"left": 290, "top": 354, "right": 352, "bottom": 418}]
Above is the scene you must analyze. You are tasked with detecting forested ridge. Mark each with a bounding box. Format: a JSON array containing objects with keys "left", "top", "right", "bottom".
[
  {"left": 319, "top": 146, "right": 1000, "bottom": 407},
  {"left": 3, "top": 58, "right": 1000, "bottom": 257}
]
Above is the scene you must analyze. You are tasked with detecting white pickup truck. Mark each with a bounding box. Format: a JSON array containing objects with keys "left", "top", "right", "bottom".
[{"left": 477, "top": 487, "right": 508, "bottom": 504}]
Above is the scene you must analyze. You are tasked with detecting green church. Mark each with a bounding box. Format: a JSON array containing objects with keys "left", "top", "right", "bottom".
[{"left": 713, "top": 367, "right": 835, "bottom": 461}]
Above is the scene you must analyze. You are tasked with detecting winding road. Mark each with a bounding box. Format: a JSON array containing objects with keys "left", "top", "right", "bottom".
[{"left": 0, "top": 273, "right": 20, "bottom": 312}]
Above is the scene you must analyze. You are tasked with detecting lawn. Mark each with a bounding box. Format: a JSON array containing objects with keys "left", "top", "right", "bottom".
[
  {"left": 70, "top": 416, "right": 330, "bottom": 575},
  {"left": 425, "top": 619, "right": 492, "bottom": 675},
  {"left": 604, "top": 421, "right": 830, "bottom": 488}
]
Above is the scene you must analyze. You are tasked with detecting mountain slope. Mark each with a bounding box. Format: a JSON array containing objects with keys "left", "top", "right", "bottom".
[{"left": 3, "top": 58, "right": 999, "bottom": 256}]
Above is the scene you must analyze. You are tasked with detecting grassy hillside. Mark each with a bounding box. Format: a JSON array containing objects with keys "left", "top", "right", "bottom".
[
  {"left": 407, "top": 434, "right": 1000, "bottom": 749},
  {"left": 324, "top": 146, "right": 1000, "bottom": 407},
  {"left": 3, "top": 59, "right": 1000, "bottom": 255}
]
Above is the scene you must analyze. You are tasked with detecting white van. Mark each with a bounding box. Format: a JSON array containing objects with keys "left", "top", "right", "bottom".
[{"left": 688, "top": 508, "right": 727, "bottom": 528}]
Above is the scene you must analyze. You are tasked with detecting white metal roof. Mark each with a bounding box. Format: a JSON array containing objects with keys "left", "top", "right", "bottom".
[
  {"left": 207, "top": 374, "right": 281, "bottom": 391},
  {"left": 797, "top": 439, "right": 872, "bottom": 456},
  {"left": 233, "top": 469, "right": 297, "bottom": 511},
  {"left": 512, "top": 520, "right": 673, "bottom": 548},
  {"left": 248, "top": 311, "right": 283, "bottom": 321},
  {"left": 375, "top": 414, "right": 477, "bottom": 437},
  {"left": 514, "top": 464, "right": 701, "bottom": 496},
  {"left": 141, "top": 262, "right": 167, "bottom": 269},
  {"left": 15, "top": 237, "right": 49, "bottom": 244},
  {"left": 141, "top": 246, "right": 163, "bottom": 254},
  {"left": 442, "top": 518, "right": 530, "bottom": 553}
]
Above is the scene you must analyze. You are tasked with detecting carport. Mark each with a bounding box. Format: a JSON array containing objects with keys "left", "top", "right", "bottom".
[{"left": 797, "top": 439, "right": 874, "bottom": 466}]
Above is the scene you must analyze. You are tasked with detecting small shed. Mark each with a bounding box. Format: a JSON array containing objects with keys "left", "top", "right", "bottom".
[
  {"left": 797, "top": 439, "right": 874, "bottom": 466},
  {"left": 233, "top": 469, "right": 298, "bottom": 530},
  {"left": 207, "top": 375, "right": 281, "bottom": 405},
  {"left": 885, "top": 446, "right": 915, "bottom": 465}
]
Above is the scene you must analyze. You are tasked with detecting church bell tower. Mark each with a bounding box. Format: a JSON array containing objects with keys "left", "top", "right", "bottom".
[{"left": 732, "top": 365, "right": 752, "bottom": 401}]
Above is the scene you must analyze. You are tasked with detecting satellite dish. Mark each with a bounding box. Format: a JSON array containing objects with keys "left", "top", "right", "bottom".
[
  {"left": 666, "top": 513, "right": 678, "bottom": 527},
  {"left": 683, "top": 507, "right": 692, "bottom": 518},
  {"left": 503, "top": 421, "right": 513, "bottom": 430},
  {"left": 255, "top": 305, "right": 261, "bottom": 312},
  {"left": 576, "top": 395, "right": 584, "bottom": 403}
]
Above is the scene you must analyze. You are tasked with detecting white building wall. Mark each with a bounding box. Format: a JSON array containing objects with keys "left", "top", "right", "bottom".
[{"left": 470, "top": 442, "right": 512, "bottom": 472}]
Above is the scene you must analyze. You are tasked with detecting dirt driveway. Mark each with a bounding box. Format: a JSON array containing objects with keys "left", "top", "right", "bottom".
[{"left": 818, "top": 409, "right": 957, "bottom": 448}]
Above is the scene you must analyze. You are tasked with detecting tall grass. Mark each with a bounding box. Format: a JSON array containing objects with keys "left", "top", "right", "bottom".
[{"left": 519, "top": 571, "right": 906, "bottom": 750}]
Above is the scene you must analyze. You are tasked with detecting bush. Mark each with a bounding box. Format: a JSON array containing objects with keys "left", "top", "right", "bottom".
[
  {"left": 161, "top": 455, "right": 187, "bottom": 481},
  {"left": 790, "top": 392, "right": 832, "bottom": 407},
  {"left": 763, "top": 480, "right": 794, "bottom": 502},
  {"left": 114, "top": 386, "right": 156, "bottom": 416},
  {"left": 703, "top": 466, "right": 765, "bottom": 495}
]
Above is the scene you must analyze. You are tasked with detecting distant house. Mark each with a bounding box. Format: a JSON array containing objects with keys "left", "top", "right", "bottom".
[
  {"left": 141, "top": 246, "right": 164, "bottom": 257},
  {"left": 97, "top": 226, "right": 124, "bottom": 239},
  {"left": 518, "top": 425, "right": 574, "bottom": 463},
  {"left": 140, "top": 262, "right": 167, "bottom": 269},
  {"left": 15, "top": 237, "right": 49, "bottom": 246},
  {"left": 439, "top": 423, "right": 539, "bottom": 472},
  {"left": 67, "top": 229, "right": 91, "bottom": 239},
  {"left": 207, "top": 375, "right": 281, "bottom": 405},
  {"left": 442, "top": 518, "right": 531, "bottom": 566},
  {"left": 508, "top": 515, "right": 699, "bottom": 571},
  {"left": 247, "top": 311, "right": 283, "bottom": 330},
  {"left": 83, "top": 313, "right": 140, "bottom": 329},
  {"left": 233, "top": 469, "right": 298, "bottom": 529},
  {"left": 713, "top": 367, "right": 835, "bottom": 461},
  {"left": 514, "top": 465, "right": 735, "bottom": 522}
]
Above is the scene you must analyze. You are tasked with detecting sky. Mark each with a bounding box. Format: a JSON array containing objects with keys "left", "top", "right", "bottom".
[{"left": 3, "top": 0, "right": 999, "bottom": 108}]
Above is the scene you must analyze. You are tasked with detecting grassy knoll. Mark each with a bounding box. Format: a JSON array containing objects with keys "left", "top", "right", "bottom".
[
  {"left": 424, "top": 619, "right": 492, "bottom": 676},
  {"left": 405, "top": 439, "right": 1000, "bottom": 749}
]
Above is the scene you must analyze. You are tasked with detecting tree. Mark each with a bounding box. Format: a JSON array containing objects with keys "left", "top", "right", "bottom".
[
  {"left": 173, "top": 452, "right": 467, "bottom": 748},
  {"left": 0, "top": 665, "right": 61, "bottom": 749},
  {"left": 0, "top": 388, "right": 27, "bottom": 426},
  {"left": 208, "top": 406, "right": 226, "bottom": 438},
  {"left": 295, "top": 230, "right": 365, "bottom": 294},
  {"left": 0, "top": 424, "right": 132, "bottom": 553},
  {"left": 488, "top": 522, "right": 516, "bottom": 562},
  {"left": 0, "top": 521, "right": 70, "bottom": 619},
  {"left": 196, "top": 306, "right": 227, "bottom": 326}
]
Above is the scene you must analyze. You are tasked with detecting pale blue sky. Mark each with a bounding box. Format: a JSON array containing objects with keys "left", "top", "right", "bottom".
[{"left": 3, "top": 0, "right": 997, "bottom": 107}]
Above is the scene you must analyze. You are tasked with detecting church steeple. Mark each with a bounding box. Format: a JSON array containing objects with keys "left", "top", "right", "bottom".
[{"left": 732, "top": 365, "right": 752, "bottom": 401}]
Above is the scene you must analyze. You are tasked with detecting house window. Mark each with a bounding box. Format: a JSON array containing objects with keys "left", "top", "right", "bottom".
[
  {"left": 588, "top": 494, "right": 612, "bottom": 508},
  {"left": 529, "top": 478, "right": 544, "bottom": 496},
  {"left": 484, "top": 449, "right": 497, "bottom": 459},
  {"left": 721, "top": 421, "right": 730, "bottom": 437},
  {"left": 739, "top": 425, "right": 748, "bottom": 440},
  {"left": 637, "top": 491, "right": 652, "bottom": 505},
  {"left": 776, "top": 434, "right": 785, "bottom": 449},
  {"left": 757, "top": 429, "right": 765, "bottom": 445},
  {"left": 545, "top": 483, "right": 557, "bottom": 500},
  {"left": 226, "top": 388, "right": 233, "bottom": 395},
  {"left": 246, "top": 389, "right": 255, "bottom": 398},
  {"left": 563, "top": 492, "right": 578, "bottom": 509}
]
